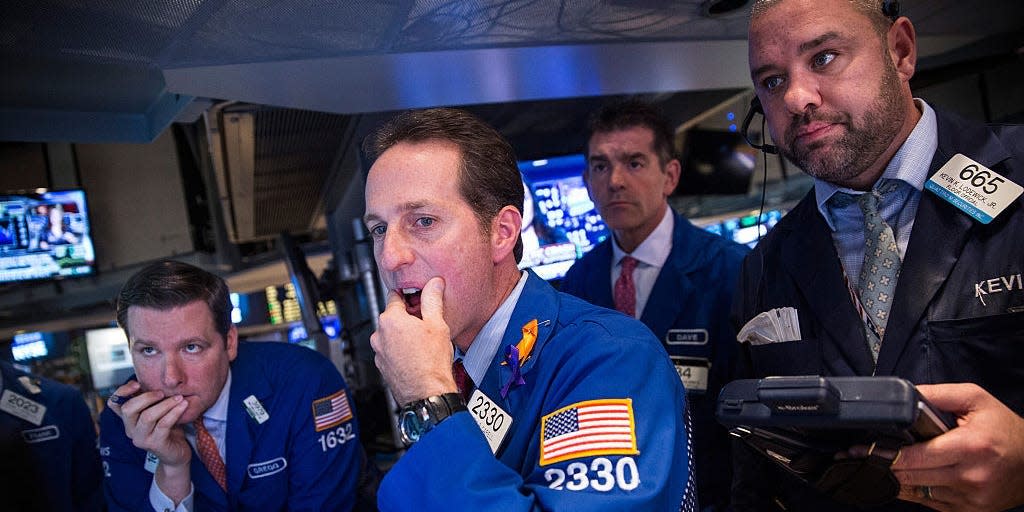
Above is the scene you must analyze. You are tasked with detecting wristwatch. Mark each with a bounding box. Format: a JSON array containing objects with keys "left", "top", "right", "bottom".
[{"left": 399, "top": 393, "right": 467, "bottom": 445}]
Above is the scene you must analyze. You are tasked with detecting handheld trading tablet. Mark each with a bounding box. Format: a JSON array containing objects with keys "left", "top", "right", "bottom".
[{"left": 716, "top": 376, "right": 956, "bottom": 506}]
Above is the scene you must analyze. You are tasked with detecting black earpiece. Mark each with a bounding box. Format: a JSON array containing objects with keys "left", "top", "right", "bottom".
[
  {"left": 741, "top": 97, "right": 778, "bottom": 155},
  {"left": 882, "top": 0, "right": 900, "bottom": 22}
]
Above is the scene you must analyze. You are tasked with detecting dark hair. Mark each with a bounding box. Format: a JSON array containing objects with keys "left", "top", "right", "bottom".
[
  {"left": 116, "top": 260, "right": 232, "bottom": 341},
  {"left": 586, "top": 100, "right": 677, "bottom": 165},
  {"left": 364, "top": 108, "right": 525, "bottom": 262}
]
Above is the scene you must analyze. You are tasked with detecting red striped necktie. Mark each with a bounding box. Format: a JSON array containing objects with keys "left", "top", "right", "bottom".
[
  {"left": 194, "top": 418, "right": 227, "bottom": 492},
  {"left": 614, "top": 256, "right": 639, "bottom": 317}
]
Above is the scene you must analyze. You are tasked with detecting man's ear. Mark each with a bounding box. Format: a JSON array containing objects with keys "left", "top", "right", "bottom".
[
  {"left": 491, "top": 205, "right": 522, "bottom": 263},
  {"left": 888, "top": 17, "right": 917, "bottom": 82},
  {"left": 662, "top": 158, "right": 682, "bottom": 198},
  {"left": 226, "top": 325, "right": 239, "bottom": 363}
]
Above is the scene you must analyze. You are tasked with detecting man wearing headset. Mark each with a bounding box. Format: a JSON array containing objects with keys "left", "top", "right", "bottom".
[{"left": 733, "top": 0, "right": 1024, "bottom": 510}]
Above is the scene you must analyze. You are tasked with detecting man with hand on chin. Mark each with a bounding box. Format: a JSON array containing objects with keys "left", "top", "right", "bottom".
[
  {"left": 364, "top": 107, "right": 696, "bottom": 510},
  {"left": 100, "top": 260, "right": 363, "bottom": 511}
]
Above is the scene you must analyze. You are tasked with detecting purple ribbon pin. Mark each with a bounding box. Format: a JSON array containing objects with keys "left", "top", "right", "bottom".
[{"left": 500, "top": 345, "right": 527, "bottom": 399}]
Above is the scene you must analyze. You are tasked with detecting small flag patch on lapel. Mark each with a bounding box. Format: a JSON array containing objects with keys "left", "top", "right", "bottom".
[
  {"left": 312, "top": 389, "right": 352, "bottom": 432},
  {"left": 539, "top": 398, "right": 638, "bottom": 466}
]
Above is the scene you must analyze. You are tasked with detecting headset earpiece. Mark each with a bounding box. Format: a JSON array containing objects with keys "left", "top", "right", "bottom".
[{"left": 741, "top": 97, "right": 778, "bottom": 155}]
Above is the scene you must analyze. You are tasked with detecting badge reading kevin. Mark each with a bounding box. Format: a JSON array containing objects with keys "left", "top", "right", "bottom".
[
  {"left": 539, "top": 398, "right": 638, "bottom": 466},
  {"left": 468, "top": 389, "right": 513, "bottom": 454},
  {"left": 925, "top": 154, "right": 1023, "bottom": 224}
]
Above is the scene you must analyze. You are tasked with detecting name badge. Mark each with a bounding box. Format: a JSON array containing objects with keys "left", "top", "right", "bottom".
[
  {"left": 18, "top": 376, "right": 42, "bottom": 395},
  {"left": 925, "top": 154, "right": 1023, "bottom": 224},
  {"left": 671, "top": 357, "right": 710, "bottom": 394},
  {"left": 467, "top": 389, "right": 513, "bottom": 454},
  {"left": 144, "top": 451, "right": 160, "bottom": 473},
  {"left": 22, "top": 425, "right": 60, "bottom": 443},
  {"left": 247, "top": 457, "right": 287, "bottom": 479},
  {"left": 1, "top": 389, "right": 47, "bottom": 426},
  {"left": 666, "top": 329, "right": 708, "bottom": 345},
  {"left": 244, "top": 395, "right": 270, "bottom": 424}
]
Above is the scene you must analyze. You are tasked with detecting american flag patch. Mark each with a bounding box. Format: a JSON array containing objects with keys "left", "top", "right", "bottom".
[
  {"left": 539, "top": 398, "right": 638, "bottom": 466},
  {"left": 312, "top": 390, "right": 352, "bottom": 432}
]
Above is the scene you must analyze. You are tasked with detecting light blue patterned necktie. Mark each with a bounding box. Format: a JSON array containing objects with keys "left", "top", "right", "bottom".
[{"left": 856, "top": 183, "right": 901, "bottom": 361}]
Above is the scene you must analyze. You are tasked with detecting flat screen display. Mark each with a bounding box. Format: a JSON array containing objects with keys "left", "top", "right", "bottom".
[
  {"left": 517, "top": 154, "right": 610, "bottom": 281},
  {"left": 675, "top": 129, "right": 758, "bottom": 196},
  {"left": 0, "top": 189, "right": 96, "bottom": 283},
  {"left": 693, "top": 209, "right": 787, "bottom": 248}
]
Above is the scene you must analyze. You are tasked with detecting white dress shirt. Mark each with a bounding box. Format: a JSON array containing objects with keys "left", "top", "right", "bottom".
[{"left": 611, "top": 206, "right": 675, "bottom": 318}]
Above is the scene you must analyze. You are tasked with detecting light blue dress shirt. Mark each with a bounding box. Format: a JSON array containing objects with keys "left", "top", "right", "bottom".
[
  {"left": 815, "top": 99, "right": 938, "bottom": 286},
  {"left": 457, "top": 271, "right": 530, "bottom": 387}
]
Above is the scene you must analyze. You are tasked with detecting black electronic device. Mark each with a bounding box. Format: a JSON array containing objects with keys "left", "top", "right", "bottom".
[{"left": 717, "top": 376, "right": 956, "bottom": 505}]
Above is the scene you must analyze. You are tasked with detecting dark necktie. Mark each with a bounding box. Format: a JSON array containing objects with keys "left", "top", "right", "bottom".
[
  {"left": 614, "top": 256, "right": 639, "bottom": 317},
  {"left": 194, "top": 418, "right": 227, "bottom": 492},
  {"left": 452, "top": 358, "right": 473, "bottom": 402}
]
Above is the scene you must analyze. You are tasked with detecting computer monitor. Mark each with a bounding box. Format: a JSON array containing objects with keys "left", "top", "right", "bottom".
[
  {"left": 692, "top": 208, "right": 787, "bottom": 248},
  {"left": 85, "top": 326, "right": 135, "bottom": 391},
  {"left": 0, "top": 189, "right": 96, "bottom": 283},
  {"left": 517, "top": 154, "right": 609, "bottom": 281},
  {"left": 675, "top": 129, "right": 758, "bottom": 196}
]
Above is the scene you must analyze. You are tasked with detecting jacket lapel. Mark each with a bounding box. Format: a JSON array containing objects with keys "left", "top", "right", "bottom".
[
  {"left": 780, "top": 195, "right": 876, "bottom": 374},
  {"left": 876, "top": 112, "right": 1013, "bottom": 374},
  {"left": 640, "top": 214, "right": 691, "bottom": 338},
  {"left": 584, "top": 241, "right": 615, "bottom": 308},
  {"left": 225, "top": 356, "right": 273, "bottom": 498},
  {"left": 482, "top": 272, "right": 558, "bottom": 407}
]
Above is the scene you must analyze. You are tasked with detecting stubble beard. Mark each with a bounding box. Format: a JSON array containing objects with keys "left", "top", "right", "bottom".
[{"left": 782, "top": 62, "right": 905, "bottom": 186}]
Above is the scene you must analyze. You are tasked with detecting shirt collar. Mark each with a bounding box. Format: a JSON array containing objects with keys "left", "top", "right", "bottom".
[
  {"left": 815, "top": 99, "right": 938, "bottom": 229},
  {"left": 457, "top": 271, "right": 530, "bottom": 386},
  {"left": 611, "top": 205, "right": 674, "bottom": 267},
  {"left": 204, "top": 369, "right": 231, "bottom": 423}
]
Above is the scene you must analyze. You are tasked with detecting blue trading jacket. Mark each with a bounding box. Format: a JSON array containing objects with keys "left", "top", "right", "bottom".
[
  {"left": 379, "top": 271, "right": 694, "bottom": 511},
  {"left": 100, "top": 342, "right": 361, "bottom": 511},
  {"left": 562, "top": 211, "right": 749, "bottom": 511},
  {"left": 0, "top": 360, "right": 104, "bottom": 512}
]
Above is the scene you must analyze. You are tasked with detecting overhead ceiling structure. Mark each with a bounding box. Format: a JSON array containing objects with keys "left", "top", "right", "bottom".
[{"left": 2, "top": 0, "right": 1023, "bottom": 143}]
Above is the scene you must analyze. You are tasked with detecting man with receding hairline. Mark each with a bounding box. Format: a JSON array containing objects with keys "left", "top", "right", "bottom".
[
  {"left": 364, "top": 107, "right": 696, "bottom": 510},
  {"left": 732, "top": 0, "right": 1024, "bottom": 510}
]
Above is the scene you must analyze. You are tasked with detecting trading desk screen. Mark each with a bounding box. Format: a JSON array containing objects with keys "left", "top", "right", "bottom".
[
  {"left": 0, "top": 189, "right": 96, "bottom": 283},
  {"left": 695, "top": 209, "right": 787, "bottom": 248},
  {"left": 518, "top": 154, "right": 609, "bottom": 281}
]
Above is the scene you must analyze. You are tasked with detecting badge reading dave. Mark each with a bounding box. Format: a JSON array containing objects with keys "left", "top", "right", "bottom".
[
  {"left": 312, "top": 389, "right": 353, "bottom": 432},
  {"left": 539, "top": 398, "right": 638, "bottom": 466}
]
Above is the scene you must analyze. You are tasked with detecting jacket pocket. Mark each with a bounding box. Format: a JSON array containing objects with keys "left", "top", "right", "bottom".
[
  {"left": 748, "top": 338, "right": 820, "bottom": 377},
  {"left": 927, "top": 310, "right": 1024, "bottom": 413}
]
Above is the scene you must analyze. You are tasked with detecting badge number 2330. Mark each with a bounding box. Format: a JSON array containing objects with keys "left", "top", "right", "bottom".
[
  {"left": 470, "top": 393, "right": 507, "bottom": 431},
  {"left": 545, "top": 457, "right": 641, "bottom": 492},
  {"left": 318, "top": 423, "right": 355, "bottom": 452}
]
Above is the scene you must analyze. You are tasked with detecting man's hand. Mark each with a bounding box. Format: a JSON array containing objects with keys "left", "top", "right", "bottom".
[
  {"left": 892, "top": 383, "right": 1024, "bottom": 512},
  {"left": 370, "top": 276, "right": 459, "bottom": 405},
  {"left": 107, "top": 380, "right": 192, "bottom": 501}
]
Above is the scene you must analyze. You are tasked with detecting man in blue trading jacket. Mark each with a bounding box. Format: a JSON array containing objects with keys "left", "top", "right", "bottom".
[
  {"left": 1, "top": 360, "right": 104, "bottom": 511},
  {"left": 561, "top": 100, "right": 749, "bottom": 511},
  {"left": 100, "top": 260, "right": 363, "bottom": 511},
  {"left": 363, "top": 107, "right": 696, "bottom": 510},
  {"left": 733, "top": 0, "right": 1024, "bottom": 511}
]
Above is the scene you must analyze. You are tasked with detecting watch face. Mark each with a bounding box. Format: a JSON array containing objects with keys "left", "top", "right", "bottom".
[{"left": 400, "top": 409, "right": 424, "bottom": 444}]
